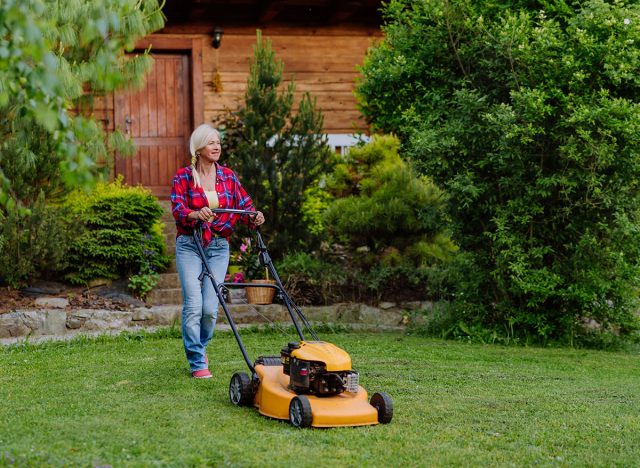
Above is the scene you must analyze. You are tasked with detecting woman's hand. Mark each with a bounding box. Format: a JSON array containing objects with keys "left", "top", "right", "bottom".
[
  {"left": 190, "top": 207, "right": 215, "bottom": 221},
  {"left": 253, "top": 211, "right": 265, "bottom": 226}
]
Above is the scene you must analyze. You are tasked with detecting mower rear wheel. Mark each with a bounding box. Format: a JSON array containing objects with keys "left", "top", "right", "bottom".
[
  {"left": 289, "top": 395, "right": 312, "bottom": 428},
  {"left": 229, "top": 372, "right": 254, "bottom": 406},
  {"left": 370, "top": 392, "right": 393, "bottom": 424}
]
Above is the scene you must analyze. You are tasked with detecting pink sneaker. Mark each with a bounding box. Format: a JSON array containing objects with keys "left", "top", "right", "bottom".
[{"left": 192, "top": 369, "right": 212, "bottom": 379}]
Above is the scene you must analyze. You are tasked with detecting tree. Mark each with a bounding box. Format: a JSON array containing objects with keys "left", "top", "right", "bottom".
[
  {"left": 0, "top": 0, "right": 164, "bottom": 211},
  {"left": 217, "top": 30, "right": 334, "bottom": 259},
  {"left": 323, "top": 135, "right": 456, "bottom": 267},
  {"left": 357, "top": 0, "right": 640, "bottom": 345},
  {"left": 0, "top": 0, "right": 164, "bottom": 286}
]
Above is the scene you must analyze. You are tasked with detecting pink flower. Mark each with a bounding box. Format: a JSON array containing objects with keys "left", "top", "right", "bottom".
[{"left": 232, "top": 272, "right": 245, "bottom": 283}]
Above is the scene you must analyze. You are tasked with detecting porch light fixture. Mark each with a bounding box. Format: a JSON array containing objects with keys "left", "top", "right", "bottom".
[{"left": 212, "top": 27, "right": 224, "bottom": 49}]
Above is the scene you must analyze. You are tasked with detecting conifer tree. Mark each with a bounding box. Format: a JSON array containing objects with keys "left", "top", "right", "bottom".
[
  {"left": 0, "top": 0, "right": 165, "bottom": 210},
  {"left": 218, "top": 30, "right": 334, "bottom": 259},
  {"left": 0, "top": 0, "right": 164, "bottom": 286}
]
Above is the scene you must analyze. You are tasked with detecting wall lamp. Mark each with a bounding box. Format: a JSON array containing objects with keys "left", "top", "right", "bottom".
[{"left": 212, "top": 27, "right": 224, "bottom": 49}]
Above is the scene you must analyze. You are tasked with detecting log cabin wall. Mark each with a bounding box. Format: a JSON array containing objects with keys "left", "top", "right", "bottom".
[{"left": 197, "top": 26, "right": 381, "bottom": 134}]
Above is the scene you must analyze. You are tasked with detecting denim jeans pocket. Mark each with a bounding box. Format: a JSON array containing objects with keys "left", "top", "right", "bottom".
[{"left": 176, "top": 234, "right": 192, "bottom": 246}]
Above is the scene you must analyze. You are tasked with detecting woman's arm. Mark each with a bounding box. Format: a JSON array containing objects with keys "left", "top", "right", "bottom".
[{"left": 170, "top": 169, "right": 197, "bottom": 226}]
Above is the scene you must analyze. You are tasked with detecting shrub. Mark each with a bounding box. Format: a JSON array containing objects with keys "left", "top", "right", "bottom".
[
  {"left": 323, "top": 135, "right": 456, "bottom": 266},
  {"left": 277, "top": 252, "right": 347, "bottom": 305},
  {"left": 356, "top": 0, "right": 640, "bottom": 345},
  {"left": 64, "top": 178, "right": 170, "bottom": 290},
  {"left": 0, "top": 193, "right": 74, "bottom": 287},
  {"left": 275, "top": 136, "right": 456, "bottom": 305}
]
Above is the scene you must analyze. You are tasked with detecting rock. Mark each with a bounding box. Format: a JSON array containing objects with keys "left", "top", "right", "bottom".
[
  {"left": 42, "top": 310, "right": 67, "bottom": 335},
  {"left": 150, "top": 306, "right": 181, "bottom": 325},
  {"left": 20, "top": 280, "right": 68, "bottom": 297},
  {"left": 90, "top": 279, "right": 145, "bottom": 307},
  {"left": 360, "top": 304, "right": 404, "bottom": 326},
  {"left": 335, "top": 303, "right": 361, "bottom": 322},
  {"left": 34, "top": 297, "right": 69, "bottom": 309},
  {"left": 22, "top": 311, "right": 45, "bottom": 332},
  {"left": 302, "top": 305, "right": 338, "bottom": 322},
  {"left": 66, "top": 316, "right": 84, "bottom": 330},
  {"left": 132, "top": 309, "right": 152, "bottom": 321},
  {"left": 0, "top": 312, "right": 32, "bottom": 338}
]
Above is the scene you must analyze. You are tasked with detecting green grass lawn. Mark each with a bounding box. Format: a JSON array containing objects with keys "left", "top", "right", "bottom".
[{"left": 1, "top": 328, "right": 639, "bottom": 467}]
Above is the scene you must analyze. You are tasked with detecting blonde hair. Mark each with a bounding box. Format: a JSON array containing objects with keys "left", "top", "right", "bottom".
[{"left": 189, "top": 124, "right": 221, "bottom": 188}]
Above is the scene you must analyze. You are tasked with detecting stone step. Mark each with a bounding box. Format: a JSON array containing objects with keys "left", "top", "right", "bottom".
[
  {"left": 147, "top": 287, "right": 182, "bottom": 305},
  {"left": 164, "top": 234, "right": 176, "bottom": 247},
  {"left": 160, "top": 256, "right": 178, "bottom": 275},
  {"left": 156, "top": 272, "right": 180, "bottom": 289},
  {"left": 165, "top": 243, "right": 176, "bottom": 256}
]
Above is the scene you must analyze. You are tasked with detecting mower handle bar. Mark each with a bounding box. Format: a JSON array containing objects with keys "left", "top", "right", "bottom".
[{"left": 211, "top": 208, "right": 258, "bottom": 217}]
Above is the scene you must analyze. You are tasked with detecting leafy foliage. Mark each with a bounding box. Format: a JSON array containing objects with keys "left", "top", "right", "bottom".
[
  {"left": 216, "top": 30, "right": 335, "bottom": 257},
  {"left": 64, "top": 178, "right": 170, "bottom": 287},
  {"left": 278, "top": 136, "right": 456, "bottom": 304},
  {"left": 356, "top": 0, "right": 640, "bottom": 344},
  {"left": 0, "top": 0, "right": 164, "bottom": 287},
  {"left": 0, "top": 193, "right": 74, "bottom": 287},
  {"left": 324, "top": 135, "right": 457, "bottom": 266},
  {"left": 0, "top": 0, "right": 164, "bottom": 211}
]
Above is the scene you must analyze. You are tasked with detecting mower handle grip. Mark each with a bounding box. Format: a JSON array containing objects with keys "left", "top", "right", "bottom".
[
  {"left": 211, "top": 208, "right": 258, "bottom": 217},
  {"left": 195, "top": 209, "right": 261, "bottom": 231}
]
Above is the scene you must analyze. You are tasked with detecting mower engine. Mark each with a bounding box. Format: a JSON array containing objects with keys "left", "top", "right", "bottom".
[{"left": 281, "top": 341, "right": 359, "bottom": 396}]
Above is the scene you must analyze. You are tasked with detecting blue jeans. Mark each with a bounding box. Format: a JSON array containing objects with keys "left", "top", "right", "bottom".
[{"left": 175, "top": 234, "right": 229, "bottom": 372}]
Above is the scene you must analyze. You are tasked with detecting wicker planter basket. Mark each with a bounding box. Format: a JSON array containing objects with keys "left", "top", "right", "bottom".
[{"left": 246, "top": 279, "right": 276, "bottom": 304}]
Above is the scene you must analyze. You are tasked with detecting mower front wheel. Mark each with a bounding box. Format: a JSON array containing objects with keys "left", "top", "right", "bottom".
[
  {"left": 289, "top": 395, "right": 312, "bottom": 428},
  {"left": 370, "top": 392, "right": 393, "bottom": 424},
  {"left": 229, "top": 372, "right": 254, "bottom": 406}
]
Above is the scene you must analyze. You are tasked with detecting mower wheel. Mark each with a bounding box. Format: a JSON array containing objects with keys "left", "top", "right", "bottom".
[
  {"left": 289, "top": 395, "right": 312, "bottom": 428},
  {"left": 229, "top": 372, "right": 254, "bottom": 406},
  {"left": 370, "top": 392, "right": 393, "bottom": 424}
]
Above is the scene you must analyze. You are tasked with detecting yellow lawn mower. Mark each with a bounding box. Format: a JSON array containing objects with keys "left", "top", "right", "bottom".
[{"left": 195, "top": 209, "right": 393, "bottom": 428}]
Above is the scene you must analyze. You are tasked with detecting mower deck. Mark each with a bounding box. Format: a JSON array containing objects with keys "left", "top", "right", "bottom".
[{"left": 253, "top": 363, "right": 379, "bottom": 428}]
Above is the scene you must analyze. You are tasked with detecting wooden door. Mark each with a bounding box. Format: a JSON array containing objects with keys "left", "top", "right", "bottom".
[{"left": 115, "top": 53, "right": 192, "bottom": 198}]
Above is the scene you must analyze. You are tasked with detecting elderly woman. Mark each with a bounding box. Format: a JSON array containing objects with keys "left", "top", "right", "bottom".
[{"left": 171, "top": 123, "right": 264, "bottom": 379}]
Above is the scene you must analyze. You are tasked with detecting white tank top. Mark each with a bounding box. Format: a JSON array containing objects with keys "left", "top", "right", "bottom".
[
  {"left": 204, "top": 190, "right": 219, "bottom": 222},
  {"left": 204, "top": 190, "right": 219, "bottom": 209}
]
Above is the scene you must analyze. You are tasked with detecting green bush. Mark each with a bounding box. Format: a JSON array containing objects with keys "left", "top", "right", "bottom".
[
  {"left": 356, "top": 0, "right": 640, "bottom": 345},
  {"left": 64, "top": 178, "right": 170, "bottom": 290},
  {"left": 324, "top": 135, "right": 456, "bottom": 268},
  {"left": 0, "top": 193, "right": 74, "bottom": 287},
  {"left": 275, "top": 136, "right": 456, "bottom": 305},
  {"left": 277, "top": 252, "right": 347, "bottom": 305}
]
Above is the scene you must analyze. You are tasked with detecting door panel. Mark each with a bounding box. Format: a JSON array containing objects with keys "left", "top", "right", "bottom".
[{"left": 115, "top": 53, "right": 192, "bottom": 198}]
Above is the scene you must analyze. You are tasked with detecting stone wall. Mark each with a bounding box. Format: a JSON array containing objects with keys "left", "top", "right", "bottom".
[{"left": 0, "top": 301, "right": 432, "bottom": 345}]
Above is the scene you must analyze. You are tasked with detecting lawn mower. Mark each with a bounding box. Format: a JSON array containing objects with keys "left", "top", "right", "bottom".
[{"left": 193, "top": 209, "right": 393, "bottom": 428}]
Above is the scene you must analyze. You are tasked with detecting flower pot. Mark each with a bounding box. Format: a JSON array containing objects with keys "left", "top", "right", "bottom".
[{"left": 246, "top": 279, "right": 276, "bottom": 304}]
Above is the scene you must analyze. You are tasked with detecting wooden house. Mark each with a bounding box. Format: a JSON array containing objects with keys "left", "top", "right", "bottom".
[{"left": 99, "top": 0, "right": 383, "bottom": 197}]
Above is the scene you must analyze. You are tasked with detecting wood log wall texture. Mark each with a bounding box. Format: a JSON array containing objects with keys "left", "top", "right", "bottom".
[{"left": 94, "top": 27, "right": 380, "bottom": 136}]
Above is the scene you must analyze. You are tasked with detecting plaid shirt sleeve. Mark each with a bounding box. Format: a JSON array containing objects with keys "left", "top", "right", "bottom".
[{"left": 170, "top": 167, "right": 198, "bottom": 228}]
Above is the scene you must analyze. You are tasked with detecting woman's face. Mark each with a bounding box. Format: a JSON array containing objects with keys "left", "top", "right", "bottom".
[{"left": 199, "top": 134, "right": 221, "bottom": 163}]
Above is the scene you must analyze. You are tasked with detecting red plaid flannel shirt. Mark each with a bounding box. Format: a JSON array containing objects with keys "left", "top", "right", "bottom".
[{"left": 170, "top": 164, "right": 255, "bottom": 246}]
